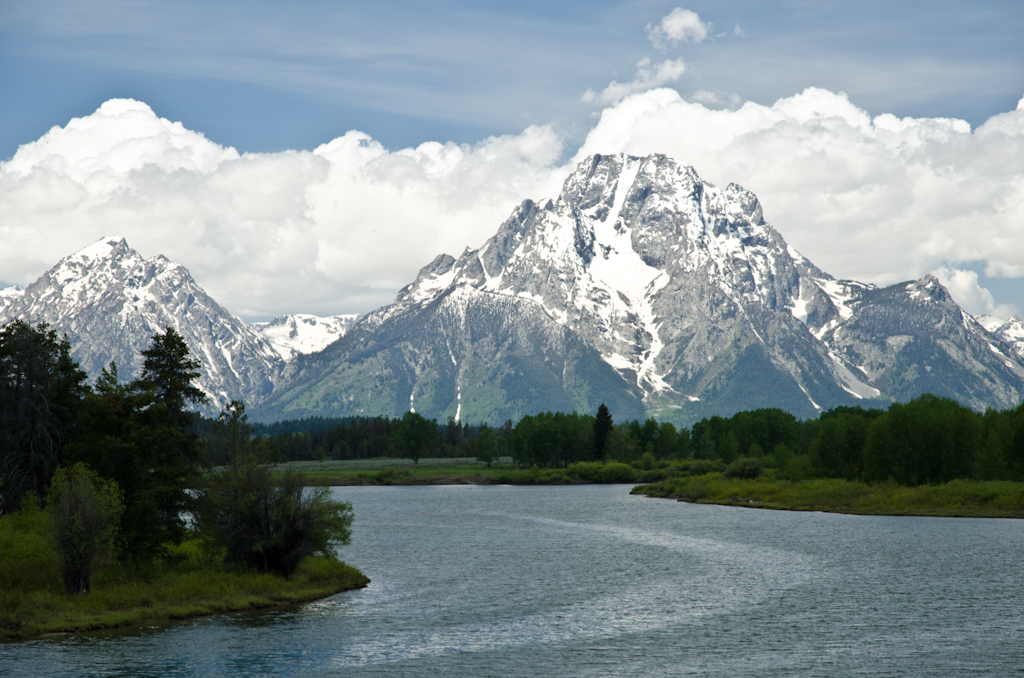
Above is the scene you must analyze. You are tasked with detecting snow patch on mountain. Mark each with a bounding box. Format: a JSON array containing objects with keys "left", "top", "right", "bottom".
[
  {"left": 0, "top": 236, "right": 284, "bottom": 409},
  {"left": 0, "top": 285, "right": 23, "bottom": 311},
  {"left": 255, "top": 313, "right": 361, "bottom": 361}
]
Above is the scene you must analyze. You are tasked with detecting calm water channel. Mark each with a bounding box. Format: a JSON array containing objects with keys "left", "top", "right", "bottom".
[{"left": 3, "top": 484, "right": 1023, "bottom": 676}]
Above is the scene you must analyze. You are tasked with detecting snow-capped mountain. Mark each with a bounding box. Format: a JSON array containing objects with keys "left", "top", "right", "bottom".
[
  {"left": 0, "top": 237, "right": 285, "bottom": 409},
  {"left": 5, "top": 155, "right": 1021, "bottom": 425},
  {"left": 978, "top": 314, "right": 1024, "bottom": 360},
  {"left": 260, "top": 154, "right": 1024, "bottom": 424},
  {"left": 255, "top": 313, "right": 362, "bottom": 361}
]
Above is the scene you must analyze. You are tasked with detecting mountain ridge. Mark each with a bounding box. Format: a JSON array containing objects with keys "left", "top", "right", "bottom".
[
  {"left": 4, "top": 154, "right": 1022, "bottom": 424},
  {"left": 257, "top": 153, "right": 1024, "bottom": 424}
]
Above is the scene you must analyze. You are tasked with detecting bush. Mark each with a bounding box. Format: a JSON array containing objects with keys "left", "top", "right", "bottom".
[
  {"left": 567, "top": 461, "right": 637, "bottom": 483},
  {"left": 725, "top": 457, "right": 764, "bottom": 480},
  {"left": 0, "top": 494, "right": 59, "bottom": 594},
  {"left": 197, "top": 452, "right": 354, "bottom": 577},
  {"left": 46, "top": 464, "right": 123, "bottom": 595},
  {"left": 674, "top": 459, "right": 725, "bottom": 476},
  {"left": 375, "top": 467, "right": 410, "bottom": 485}
]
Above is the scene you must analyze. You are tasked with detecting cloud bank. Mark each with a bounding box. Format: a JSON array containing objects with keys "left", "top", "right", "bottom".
[
  {"left": 0, "top": 99, "right": 565, "bottom": 317},
  {"left": 2, "top": 89, "right": 1024, "bottom": 320}
]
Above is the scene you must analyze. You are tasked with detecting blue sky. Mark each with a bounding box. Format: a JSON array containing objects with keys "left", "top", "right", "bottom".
[
  {"left": 3, "top": 0, "right": 1022, "bottom": 158},
  {"left": 1, "top": 1, "right": 1024, "bottom": 320}
]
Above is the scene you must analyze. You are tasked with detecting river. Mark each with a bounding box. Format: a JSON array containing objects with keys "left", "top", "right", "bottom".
[{"left": 3, "top": 484, "right": 1022, "bottom": 676}]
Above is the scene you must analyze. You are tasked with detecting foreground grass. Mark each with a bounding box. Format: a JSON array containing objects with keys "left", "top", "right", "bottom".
[
  {"left": 0, "top": 508, "right": 369, "bottom": 641},
  {"left": 631, "top": 473, "right": 1024, "bottom": 518}
]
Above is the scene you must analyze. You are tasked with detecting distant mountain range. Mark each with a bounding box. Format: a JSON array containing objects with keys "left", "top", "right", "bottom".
[{"left": 4, "top": 153, "right": 1024, "bottom": 424}]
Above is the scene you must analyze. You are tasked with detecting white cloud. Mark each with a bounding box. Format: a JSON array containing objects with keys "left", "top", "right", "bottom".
[
  {"left": 689, "top": 89, "right": 742, "bottom": 109},
  {"left": 575, "top": 87, "right": 1024, "bottom": 296},
  {"left": 4, "top": 88, "right": 1024, "bottom": 322},
  {"left": 582, "top": 58, "right": 686, "bottom": 106},
  {"left": 931, "top": 267, "right": 1018, "bottom": 319},
  {"left": 0, "top": 100, "right": 566, "bottom": 318},
  {"left": 646, "top": 8, "right": 711, "bottom": 51}
]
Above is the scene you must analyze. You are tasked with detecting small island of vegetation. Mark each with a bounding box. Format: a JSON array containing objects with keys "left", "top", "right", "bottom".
[{"left": 0, "top": 322, "right": 366, "bottom": 641}]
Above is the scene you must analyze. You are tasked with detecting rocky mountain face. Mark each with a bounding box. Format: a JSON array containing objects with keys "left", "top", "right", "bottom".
[
  {"left": 260, "top": 154, "right": 1024, "bottom": 425},
  {"left": 0, "top": 237, "right": 286, "bottom": 409}
]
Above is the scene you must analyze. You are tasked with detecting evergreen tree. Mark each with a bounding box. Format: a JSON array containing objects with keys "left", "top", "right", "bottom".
[
  {"left": 0, "top": 321, "right": 88, "bottom": 514},
  {"left": 594, "top": 403, "right": 613, "bottom": 460},
  {"left": 67, "top": 328, "right": 209, "bottom": 562}
]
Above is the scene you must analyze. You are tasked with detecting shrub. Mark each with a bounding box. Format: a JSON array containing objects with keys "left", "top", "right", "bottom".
[
  {"left": 674, "top": 459, "right": 725, "bottom": 476},
  {"left": 0, "top": 494, "right": 60, "bottom": 594},
  {"left": 375, "top": 467, "right": 410, "bottom": 484},
  {"left": 196, "top": 452, "right": 354, "bottom": 577},
  {"left": 46, "top": 463, "right": 123, "bottom": 595},
  {"left": 567, "top": 461, "right": 637, "bottom": 483},
  {"left": 725, "top": 457, "right": 764, "bottom": 480}
]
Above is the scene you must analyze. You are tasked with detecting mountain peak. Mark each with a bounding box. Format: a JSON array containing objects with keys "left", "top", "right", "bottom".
[{"left": 1, "top": 237, "right": 283, "bottom": 410}]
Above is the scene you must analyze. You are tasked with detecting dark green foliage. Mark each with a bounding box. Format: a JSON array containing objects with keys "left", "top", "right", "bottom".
[
  {"left": 725, "top": 457, "right": 764, "bottom": 480},
  {"left": 863, "top": 395, "right": 984, "bottom": 484},
  {"left": 510, "top": 411, "right": 596, "bottom": 468},
  {"left": 46, "top": 463, "right": 123, "bottom": 594},
  {"left": 593, "top": 403, "right": 613, "bottom": 460},
  {"left": 474, "top": 424, "right": 497, "bottom": 466},
  {"left": 566, "top": 461, "right": 637, "bottom": 483},
  {"left": 196, "top": 451, "right": 353, "bottom": 577},
  {"left": 391, "top": 411, "right": 438, "bottom": 464},
  {"left": 0, "top": 493, "right": 59, "bottom": 595},
  {"left": 0, "top": 321, "right": 88, "bottom": 514},
  {"left": 66, "top": 327, "right": 209, "bottom": 563}
]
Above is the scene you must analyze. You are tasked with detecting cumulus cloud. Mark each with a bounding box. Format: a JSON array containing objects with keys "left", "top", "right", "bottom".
[
  {"left": 582, "top": 58, "right": 686, "bottom": 106},
  {"left": 575, "top": 87, "right": 1024, "bottom": 314},
  {"left": 4, "top": 88, "right": 1024, "bottom": 322},
  {"left": 646, "top": 8, "right": 711, "bottom": 51},
  {"left": 689, "top": 89, "right": 742, "bottom": 109},
  {"left": 0, "top": 100, "right": 566, "bottom": 318}
]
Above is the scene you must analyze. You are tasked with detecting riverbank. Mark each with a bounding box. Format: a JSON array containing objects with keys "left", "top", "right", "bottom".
[
  {"left": 0, "top": 555, "right": 368, "bottom": 642},
  {"left": 631, "top": 473, "right": 1024, "bottom": 518}
]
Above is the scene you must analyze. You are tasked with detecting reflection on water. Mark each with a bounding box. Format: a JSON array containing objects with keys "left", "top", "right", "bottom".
[{"left": 3, "top": 485, "right": 1022, "bottom": 677}]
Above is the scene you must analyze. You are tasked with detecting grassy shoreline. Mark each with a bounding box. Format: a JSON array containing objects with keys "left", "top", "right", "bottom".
[
  {"left": 0, "top": 500, "right": 369, "bottom": 643},
  {"left": 0, "top": 556, "right": 369, "bottom": 642},
  {"left": 280, "top": 459, "right": 1024, "bottom": 518},
  {"left": 631, "top": 473, "right": 1024, "bottom": 518}
]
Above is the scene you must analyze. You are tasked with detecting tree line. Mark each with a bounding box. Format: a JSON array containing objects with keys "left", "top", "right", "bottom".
[{"left": 238, "top": 398, "right": 1024, "bottom": 485}]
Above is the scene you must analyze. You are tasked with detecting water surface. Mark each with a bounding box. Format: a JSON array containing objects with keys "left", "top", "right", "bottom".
[{"left": 3, "top": 485, "right": 1022, "bottom": 676}]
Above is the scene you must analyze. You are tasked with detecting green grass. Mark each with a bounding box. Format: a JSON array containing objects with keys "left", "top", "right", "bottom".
[
  {"left": 631, "top": 473, "right": 1024, "bottom": 518},
  {"left": 0, "top": 505, "right": 369, "bottom": 641}
]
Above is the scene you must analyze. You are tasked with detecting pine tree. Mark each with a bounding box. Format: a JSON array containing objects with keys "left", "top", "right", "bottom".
[
  {"left": 594, "top": 403, "right": 613, "bottom": 461},
  {"left": 0, "top": 321, "right": 88, "bottom": 514}
]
